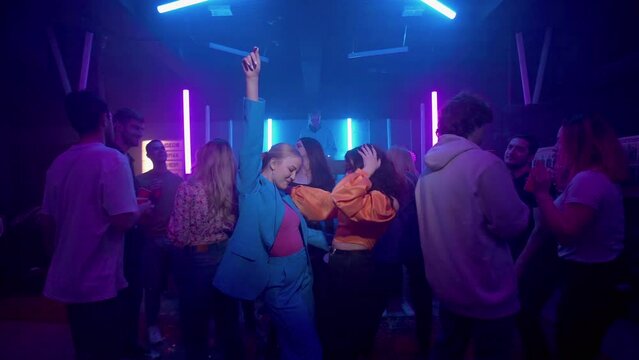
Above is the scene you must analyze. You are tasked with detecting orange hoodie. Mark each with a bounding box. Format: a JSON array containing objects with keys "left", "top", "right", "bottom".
[{"left": 291, "top": 169, "right": 396, "bottom": 250}]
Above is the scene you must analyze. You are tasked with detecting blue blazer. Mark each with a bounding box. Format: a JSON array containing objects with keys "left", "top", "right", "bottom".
[{"left": 213, "top": 99, "right": 325, "bottom": 300}]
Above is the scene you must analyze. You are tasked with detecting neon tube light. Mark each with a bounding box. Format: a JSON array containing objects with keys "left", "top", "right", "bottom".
[
  {"left": 386, "top": 118, "right": 392, "bottom": 149},
  {"left": 347, "top": 118, "right": 353, "bottom": 150},
  {"left": 431, "top": 91, "right": 439, "bottom": 146},
  {"left": 267, "top": 118, "right": 273, "bottom": 150},
  {"left": 182, "top": 89, "right": 192, "bottom": 174},
  {"left": 347, "top": 46, "right": 409, "bottom": 59},
  {"left": 157, "top": 0, "right": 208, "bottom": 14},
  {"left": 421, "top": 0, "right": 457, "bottom": 20},
  {"left": 208, "top": 42, "right": 271, "bottom": 63}
]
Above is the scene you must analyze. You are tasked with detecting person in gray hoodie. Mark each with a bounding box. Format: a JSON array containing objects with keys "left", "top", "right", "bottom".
[{"left": 415, "top": 93, "right": 529, "bottom": 360}]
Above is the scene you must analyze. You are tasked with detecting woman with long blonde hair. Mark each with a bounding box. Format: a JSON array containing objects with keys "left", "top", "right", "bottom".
[{"left": 168, "top": 139, "right": 243, "bottom": 359}]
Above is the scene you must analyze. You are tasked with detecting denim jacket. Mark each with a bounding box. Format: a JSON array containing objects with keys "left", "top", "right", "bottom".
[{"left": 213, "top": 99, "right": 325, "bottom": 300}]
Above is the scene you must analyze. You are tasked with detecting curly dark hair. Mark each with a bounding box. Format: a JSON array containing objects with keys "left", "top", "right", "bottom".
[
  {"left": 299, "top": 137, "right": 335, "bottom": 191},
  {"left": 437, "top": 92, "right": 493, "bottom": 138},
  {"left": 344, "top": 144, "right": 408, "bottom": 203}
]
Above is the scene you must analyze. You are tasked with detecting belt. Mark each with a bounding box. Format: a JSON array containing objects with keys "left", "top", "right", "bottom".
[
  {"left": 186, "top": 242, "right": 227, "bottom": 253},
  {"left": 330, "top": 247, "right": 371, "bottom": 255}
]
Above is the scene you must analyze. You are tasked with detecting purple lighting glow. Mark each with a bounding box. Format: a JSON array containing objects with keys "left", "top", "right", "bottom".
[
  {"left": 182, "top": 89, "right": 192, "bottom": 174},
  {"left": 431, "top": 91, "right": 439, "bottom": 146}
]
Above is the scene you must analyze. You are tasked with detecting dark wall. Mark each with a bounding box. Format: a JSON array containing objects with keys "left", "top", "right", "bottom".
[{"left": 3, "top": 0, "right": 639, "bottom": 220}]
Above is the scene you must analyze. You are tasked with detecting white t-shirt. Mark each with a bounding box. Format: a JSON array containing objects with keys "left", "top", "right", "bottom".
[
  {"left": 299, "top": 125, "right": 337, "bottom": 158},
  {"left": 555, "top": 170, "right": 624, "bottom": 263},
  {"left": 42, "top": 142, "right": 137, "bottom": 303}
]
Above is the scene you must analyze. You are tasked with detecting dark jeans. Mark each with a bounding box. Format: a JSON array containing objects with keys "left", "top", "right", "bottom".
[
  {"left": 557, "top": 259, "right": 621, "bottom": 360},
  {"left": 67, "top": 298, "right": 120, "bottom": 360},
  {"left": 431, "top": 307, "right": 516, "bottom": 360},
  {"left": 118, "top": 228, "right": 144, "bottom": 354},
  {"left": 404, "top": 249, "right": 433, "bottom": 354},
  {"left": 143, "top": 237, "right": 172, "bottom": 327},
  {"left": 319, "top": 249, "right": 386, "bottom": 360},
  {"left": 173, "top": 242, "right": 244, "bottom": 360},
  {"left": 518, "top": 247, "right": 559, "bottom": 360}
]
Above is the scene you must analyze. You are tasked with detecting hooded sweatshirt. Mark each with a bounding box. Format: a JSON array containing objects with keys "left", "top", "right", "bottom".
[{"left": 416, "top": 134, "right": 529, "bottom": 319}]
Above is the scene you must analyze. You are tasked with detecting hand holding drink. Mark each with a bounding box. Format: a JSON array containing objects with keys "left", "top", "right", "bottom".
[
  {"left": 525, "top": 160, "right": 553, "bottom": 195},
  {"left": 136, "top": 187, "right": 154, "bottom": 215}
]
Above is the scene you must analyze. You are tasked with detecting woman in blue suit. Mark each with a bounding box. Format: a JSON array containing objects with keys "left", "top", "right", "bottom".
[{"left": 213, "top": 48, "right": 323, "bottom": 360}]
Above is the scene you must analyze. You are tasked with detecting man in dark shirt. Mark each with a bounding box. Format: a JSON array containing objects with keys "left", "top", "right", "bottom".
[
  {"left": 136, "top": 140, "right": 182, "bottom": 349},
  {"left": 110, "top": 108, "right": 146, "bottom": 358},
  {"left": 504, "top": 135, "right": 538, "bottom": 259},
  {"left": 505, "top": 135, "right": 559, "bottom": 360}
]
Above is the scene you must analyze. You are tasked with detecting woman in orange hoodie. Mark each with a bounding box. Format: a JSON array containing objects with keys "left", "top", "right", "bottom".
[{"left": 291, "top": 144, "right": 406, "bottom": 359}]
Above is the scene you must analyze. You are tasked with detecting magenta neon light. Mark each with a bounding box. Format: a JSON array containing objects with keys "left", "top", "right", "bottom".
[
  {"left": 431, "top": 91, "right": 438, "bottom": 146},
  {"left": 182, "top": 89, "right": 192, "bottom": 174}
]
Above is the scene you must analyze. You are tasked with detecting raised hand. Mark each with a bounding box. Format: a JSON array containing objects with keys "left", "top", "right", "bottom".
[
  {"left": 243, "top": 47, "right": 260, "bottom": 101},
  {"left": 358, "top": 145, "right": 381, "bottom": 177},
  {"left": 242, "top": 47, "right": 261, "bottom": 79}
]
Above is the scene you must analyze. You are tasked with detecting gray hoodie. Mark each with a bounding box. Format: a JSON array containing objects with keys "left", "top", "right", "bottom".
[{"left": 416, "top": 134, "right": 529, "bottom": 319}]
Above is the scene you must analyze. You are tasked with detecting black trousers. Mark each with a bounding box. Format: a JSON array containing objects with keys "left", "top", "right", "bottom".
[
  {"left": 556, "top": 259, "right": 621, "bottom": 360},
  {"left": 319, "top": 249, "right": 386, "bottom": 360},
  {"left": 67, "top": 298, "right": 120, "bottom": 360},
  {"left": 517, "top": 248, "right": 560, "bottom": 360},
  {"left": 118, "top": 229, "right": 144, "bottom": 354},
  {"left": 173, "top": 244, "right": 244, "bottom": 360}
]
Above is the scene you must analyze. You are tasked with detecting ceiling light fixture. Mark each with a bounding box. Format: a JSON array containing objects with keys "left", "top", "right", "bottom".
[
  {"left": 157, "top": 0, "right": 208, "bottom": 14},
  {"left": 420, "top": 0, "right": 457, "bottom": 20},
  {"left": 347, "top": 46, "right": 408, "bottom": 59},
  {"left": 208, "top": 42, "right": 270, "bottom": 63}
]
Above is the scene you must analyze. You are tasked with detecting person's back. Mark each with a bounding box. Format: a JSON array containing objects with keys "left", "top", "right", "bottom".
[
  {"left": 41, "top": 91, "right": 139, "bottom": 360},
  {"left": 44, "top": 143, "right": 135, "bottom": 302},
  {"left": 417, "top": 137, "right": 528, "bottom": 318},
  {"left": 415, "top": 93, "right": 529, "bottom": 360}
]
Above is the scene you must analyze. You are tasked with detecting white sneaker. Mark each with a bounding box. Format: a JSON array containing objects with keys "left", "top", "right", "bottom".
[{"left": 148, "top": 325, "right": 165, "bottom": 345}]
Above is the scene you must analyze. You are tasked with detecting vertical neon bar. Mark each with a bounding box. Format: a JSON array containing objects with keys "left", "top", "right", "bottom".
[
  {"left": 431, "top": 91, "right": 439, "bottom": 147},
  {"left": 386, "top": 118, "right": 392, "bottom": 149},
  {"left": 267, "top": 118, "right": 273, "bottom": 150},
  {"left": 420, "top": 103, "right": 426, "bottom": 173},
  {"left": 78, "top": 32, "right": 93, "bottom": 91},
  {"left": 228, "top": 119, "right": 234, "bottom": 148},
  {"left": 182, "top": 89, "right": 192, "bottom": 174},
  {"left": 347, "top": 118, "right": 353, "bottom": 150},
  {"left": 205, "top": 105, "right": 211, "bottom": 142}
]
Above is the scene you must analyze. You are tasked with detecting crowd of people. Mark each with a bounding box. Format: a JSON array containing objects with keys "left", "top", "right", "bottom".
[{"left": 39, "top": 47, "right": 631, "bottom": 360}]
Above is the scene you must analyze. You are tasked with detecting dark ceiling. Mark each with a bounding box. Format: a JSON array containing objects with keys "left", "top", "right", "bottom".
[
  {"left": 4, "top": 0, "right": 639, "bottom": 120},
  {"left": 1, "top": 0, "right": 639, "bottom": 216}
]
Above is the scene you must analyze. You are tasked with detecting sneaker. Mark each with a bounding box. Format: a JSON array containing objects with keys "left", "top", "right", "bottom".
[{"left": 148, "top": 326, "right": 165, "bottom": 345}]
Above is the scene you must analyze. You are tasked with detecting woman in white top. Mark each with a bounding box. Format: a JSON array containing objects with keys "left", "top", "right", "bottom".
[{"left": 526, "top": 114, "right": 628, "bottom": 360}]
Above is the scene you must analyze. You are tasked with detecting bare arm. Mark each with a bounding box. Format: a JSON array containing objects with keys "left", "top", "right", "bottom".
[
  {"left": 535, "top": 192, "right": 595, "bottom": 245},
  {"left": 110, "top": 212, "right": 139, "bottom": 233},
  {"left": 243, "top": 47, "right": 260, "bottom": 101},
  {"left": 527, "top": 165, "right": 595, "bottom": 245}
]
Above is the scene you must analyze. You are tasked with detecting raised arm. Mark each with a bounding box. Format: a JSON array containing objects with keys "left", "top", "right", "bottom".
[
  {"left": 332, "top": 170, "right": 396, "bottom": 222},
  {"left": 332, "top": 146, "right": 396, "bottom": 222},
  {"left": 527, "top": 165, "right": 596, "bottom": 245},
  {"left": 237, "top": 47, "right": 267, "bottom": 193},
  {"left": 291, "top": 186, "right": 337, "bottom": 221}
]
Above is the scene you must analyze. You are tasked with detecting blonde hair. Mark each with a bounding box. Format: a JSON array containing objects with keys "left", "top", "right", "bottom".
[
  {"left": 556, "top": 114, "right": 628, "bottom": 188},
  {"left": 261, "top": 143, "right": 301, "bottom": 171},
  {"left": 192, "top": 139, "right": 237, "bottom": 223}
]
